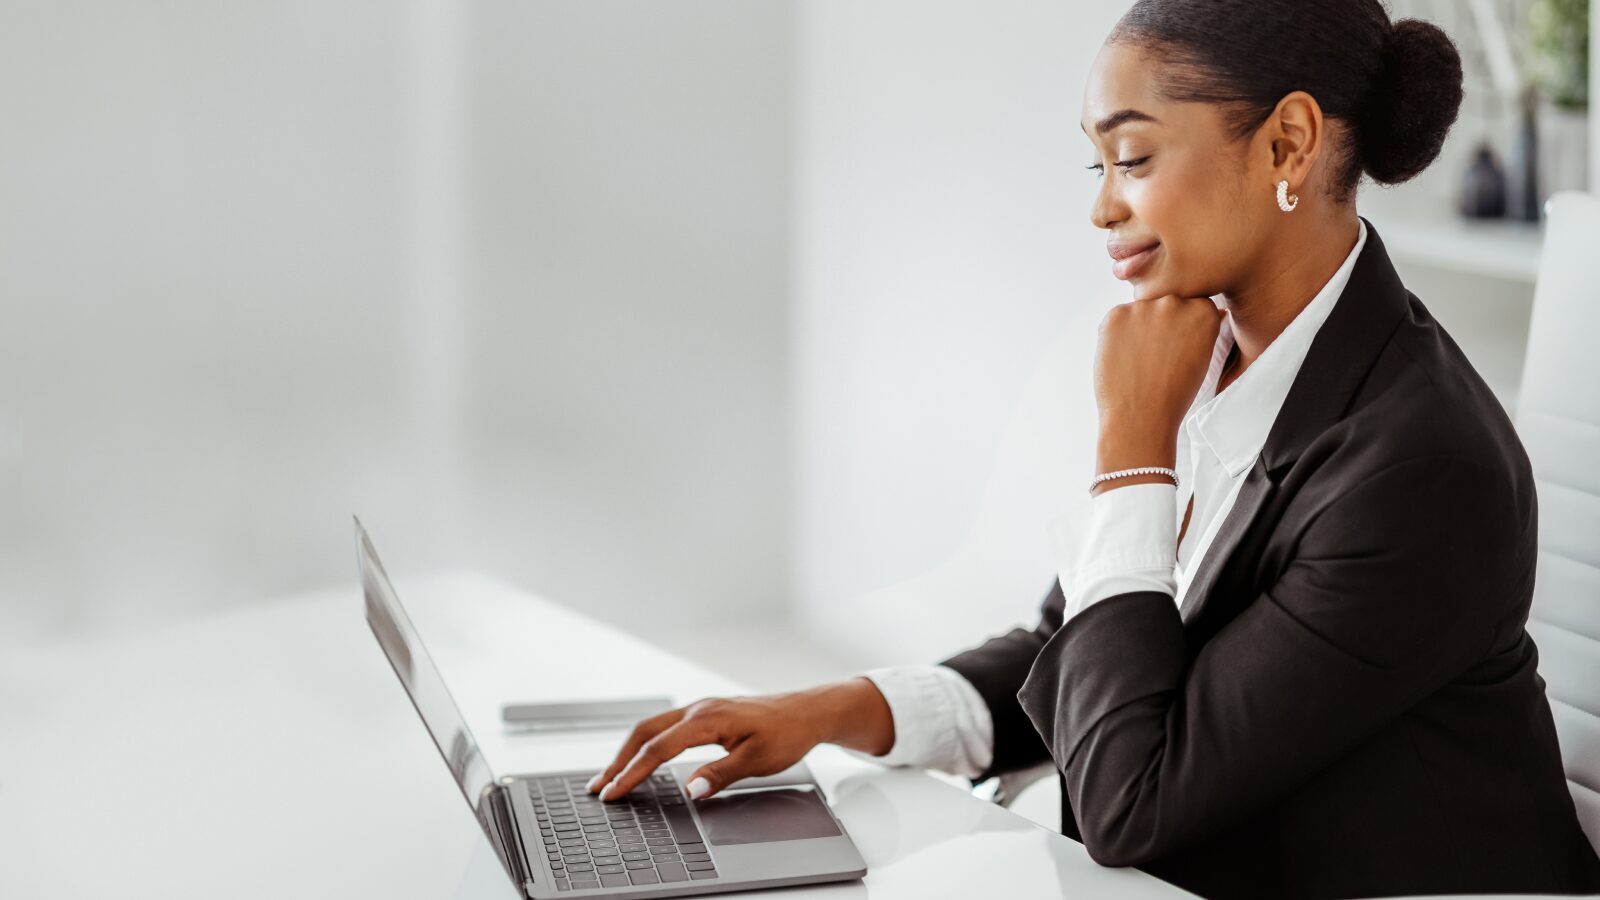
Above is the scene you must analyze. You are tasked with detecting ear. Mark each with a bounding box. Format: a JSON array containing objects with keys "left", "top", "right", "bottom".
[{"left": 1261, "top": 90, "right": 1325, "bottom": 197}]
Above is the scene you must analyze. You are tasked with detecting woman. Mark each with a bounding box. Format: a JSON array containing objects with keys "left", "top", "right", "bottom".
[{"left": 588, "top": 1, "right": 1600, "bottom": 896}]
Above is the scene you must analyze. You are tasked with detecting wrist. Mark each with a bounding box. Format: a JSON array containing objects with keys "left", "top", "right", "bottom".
[
  {"left": 1094, "top": 425, "right": 1178, "bottom": 496},
  {"left": 811, "top": 677, "right": 895, "bottom": 756},
  {"left": 1097, "top": 423, "right": 1177, "bottom": 469}
]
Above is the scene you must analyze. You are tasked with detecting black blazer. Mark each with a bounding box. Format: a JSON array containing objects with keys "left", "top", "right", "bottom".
[{"left": 942, "top": 220, "right": 1600, "bottom": 899}]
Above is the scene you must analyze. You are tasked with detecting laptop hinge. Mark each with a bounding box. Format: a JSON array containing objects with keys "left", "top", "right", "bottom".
[{"left": 483, "top": 782, "right": 537, "bottom": 897}]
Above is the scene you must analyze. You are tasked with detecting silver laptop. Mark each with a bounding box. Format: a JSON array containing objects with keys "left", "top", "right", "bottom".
[{"left": 354, "top": 518, "right": 868, "bottom": 898}]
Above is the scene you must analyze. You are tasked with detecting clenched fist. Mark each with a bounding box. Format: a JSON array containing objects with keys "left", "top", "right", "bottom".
[{"left": 1092, "top": 295, "right": 1224, "bottom": 488}]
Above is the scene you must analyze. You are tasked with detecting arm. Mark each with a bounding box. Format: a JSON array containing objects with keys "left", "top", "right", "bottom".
[
  {"left": 850, "top": 665, "right": 995, "bottom": 778},
  {"left": 588, "top": 394, "right": 1180, "bottom": 794},
  {"left": 1018, "top": 453, "right": 1511, "bottom": 866},
  {"left": 937, "top": 478, "right": 1179, "bottom": 782},
  {"left": 936, "top": 581, "right": 1064, "bottom": 783}
]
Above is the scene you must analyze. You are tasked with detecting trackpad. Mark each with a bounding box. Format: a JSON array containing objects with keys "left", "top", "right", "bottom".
[{"left": 695, "top": 785, "right": 842, "bottom": 846}]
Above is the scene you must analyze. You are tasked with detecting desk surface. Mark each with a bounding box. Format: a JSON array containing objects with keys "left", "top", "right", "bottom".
[{"left": 0, "top": 572, "right": 1188, "bottom": 899}]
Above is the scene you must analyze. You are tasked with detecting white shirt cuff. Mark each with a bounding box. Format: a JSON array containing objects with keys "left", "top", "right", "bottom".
[
  {"left": 842, "top": 665, "right": 995, "bottom": 779},
  {"left": 1048, "top": 481, "right": 1177, "bottom": 623}
]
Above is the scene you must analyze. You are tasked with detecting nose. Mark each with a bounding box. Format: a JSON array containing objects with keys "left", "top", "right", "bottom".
[{"left": 1090, "top": 175, "right": 1127, "bottom": 231}]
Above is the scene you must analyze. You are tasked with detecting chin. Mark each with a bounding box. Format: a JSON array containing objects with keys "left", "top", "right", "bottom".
[{"left": 1128, "top": 279, "right": 1168, "bottom": 301}]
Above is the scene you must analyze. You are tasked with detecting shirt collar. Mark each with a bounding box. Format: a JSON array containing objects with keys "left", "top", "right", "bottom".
[{"left": 1186, "top": 218, "right": 1369, "bottom": 478}]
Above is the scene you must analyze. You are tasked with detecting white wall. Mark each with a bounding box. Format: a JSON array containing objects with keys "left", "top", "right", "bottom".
[
  {"left": 0, "top": 0, "right": 792, "bottom": 642},
  {"left": 0, "top": 1, "right": 419, "bottom": 638},
  {"left": 791, "top": 0, "right": 1128, "bottom": 662},
  {"left": 454, "top": 0, "right": 793, "bottom": 628},
  {"left": 8, "top": 0, "right": 1568, "bottom": 658}
]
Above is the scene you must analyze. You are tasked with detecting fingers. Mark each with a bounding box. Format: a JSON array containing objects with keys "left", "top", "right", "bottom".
[
  {"left": 683, "top": 742, "right": 766, "bottom": 800},
  {"left": 598, "top": 718, "right": 720, "bottom": 802},
  {"left": 586, "top": 708, "right": 685, "bottom": 796}
]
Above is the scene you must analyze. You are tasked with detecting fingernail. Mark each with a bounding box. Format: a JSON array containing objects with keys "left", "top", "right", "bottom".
[
  {"left": 599, "top": 781, "right": 617, "bottom": 801},
  {"left": 687, "top": 777, "right": 711, "bottom": 799},
  {"left": 585, "top": 774, "right": 603, "bottom": 793}
]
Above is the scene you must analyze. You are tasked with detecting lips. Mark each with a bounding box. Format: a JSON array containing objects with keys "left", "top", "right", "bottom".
[{"left": 1107, "top": 240, "right": 1160, "bottom": 281}]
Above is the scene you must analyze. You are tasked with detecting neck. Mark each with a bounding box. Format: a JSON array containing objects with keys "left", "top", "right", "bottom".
[{"left": 1217, "top": 210, "right": 1361, "bottom": 376}]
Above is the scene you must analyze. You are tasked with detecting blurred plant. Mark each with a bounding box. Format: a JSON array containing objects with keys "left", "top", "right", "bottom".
[{"left": 1525, "top": 0, "right": 1589, "bottom": 109}]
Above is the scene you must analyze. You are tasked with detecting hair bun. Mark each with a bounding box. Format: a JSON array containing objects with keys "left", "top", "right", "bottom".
[{"left": 1359, "top": 18, "right": 1465, "bottom": 186}]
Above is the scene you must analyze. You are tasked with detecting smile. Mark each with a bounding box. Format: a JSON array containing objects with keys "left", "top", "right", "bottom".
[{"left": 1107, "top": 241, "right": 1160, "bottom": 280}]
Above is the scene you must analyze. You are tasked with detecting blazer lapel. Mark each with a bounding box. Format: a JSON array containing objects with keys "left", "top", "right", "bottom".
[{"left": 1179, "top": 218, "right": 1411, "bottom": 627}]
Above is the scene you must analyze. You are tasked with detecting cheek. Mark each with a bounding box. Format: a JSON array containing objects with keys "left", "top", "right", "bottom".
[
  {"left": 1126, "top": 171, "right": 1217, "bottom": 274},
  {"left": 1127, "top": 176, "right": 1248, "bottom": 298}
]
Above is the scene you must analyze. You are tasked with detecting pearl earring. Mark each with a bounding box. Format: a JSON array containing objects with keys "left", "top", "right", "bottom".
[{"left": 1276, "top": 179, "right": 1299, "bottom": 212}]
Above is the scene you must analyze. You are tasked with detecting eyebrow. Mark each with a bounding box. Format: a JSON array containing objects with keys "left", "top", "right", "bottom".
[{"left": 1084, "top": 108, "right": 1160, "bottom": 135}]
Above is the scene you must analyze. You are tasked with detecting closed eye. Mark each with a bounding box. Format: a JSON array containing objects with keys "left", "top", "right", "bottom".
[{"left": 1085, "top": 156, "right": 1151, "bottom": 177}]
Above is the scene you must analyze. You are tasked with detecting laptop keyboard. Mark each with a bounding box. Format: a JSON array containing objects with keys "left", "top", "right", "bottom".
[{"left": 531, "top": 771, "right": 719, "bottom": 891}]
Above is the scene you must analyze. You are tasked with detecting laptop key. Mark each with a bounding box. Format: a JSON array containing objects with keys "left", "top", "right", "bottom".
[
  {"left": 656, "top": 862, "right": 689, "bottom": 882},
  {"left": 690, "top": 871, "right": 718, "bottom": 880},
  {"left": 625, "top": 860, "right": 654, "bottom": 870},
  {"left": 621, "top": 851, "right": 652, "bottom": 861},
  {"left": 686, "top": 862, "right": 716, "bottom": 872},
  {"left": 629, "top": 870, "right": 661, "bottom": 885},
  {"left": 596, "top": 864, "right": 625, "bottom": 875},
  {"left": 600, "top": 874, "right": 630, "bottom": 888},
  {"left": 682, "top": 853, "right": 710, "bottom": 863},
  {"left": 570, "top": 880, "right": 600, "bottom": 890}
]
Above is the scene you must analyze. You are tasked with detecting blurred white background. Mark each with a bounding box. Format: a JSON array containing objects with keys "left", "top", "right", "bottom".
[{"left": 3, "top": 0, "right": 1593, "bottom": 694}]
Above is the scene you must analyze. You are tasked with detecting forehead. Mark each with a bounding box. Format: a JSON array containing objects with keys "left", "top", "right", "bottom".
[{"left": 1081, "top": 41, "right": 1164, "bottom": 134}]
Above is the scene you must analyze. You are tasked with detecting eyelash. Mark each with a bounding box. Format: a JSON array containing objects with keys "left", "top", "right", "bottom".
[{"left": 1086, "top": 156, "right": 1151, "bottom": 177}]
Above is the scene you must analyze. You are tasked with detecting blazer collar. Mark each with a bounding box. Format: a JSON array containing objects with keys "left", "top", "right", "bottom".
[
  {"left": 1257, "top": 216, "right": 1410, "bottom": 475},
  {"left": 1179, "top": 217, "right": 1409, "bottom": 626},
  {"left": 1191, "top": 218, "right": 1367, "bottom": 481}
]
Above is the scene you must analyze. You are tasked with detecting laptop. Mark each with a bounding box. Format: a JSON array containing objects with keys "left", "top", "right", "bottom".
[{"left": 354, "top": 518, "right": 868, "bottom": 898}]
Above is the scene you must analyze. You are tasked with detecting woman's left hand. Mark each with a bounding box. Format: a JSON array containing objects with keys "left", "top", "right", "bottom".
[{"left": 1093, "top": 295, "right": 1225, "bottom": 474}]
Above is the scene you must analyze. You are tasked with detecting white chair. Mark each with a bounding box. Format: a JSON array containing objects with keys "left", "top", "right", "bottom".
[{"left": 1515, "top": 190, "right": 1600, "bottom": 854}]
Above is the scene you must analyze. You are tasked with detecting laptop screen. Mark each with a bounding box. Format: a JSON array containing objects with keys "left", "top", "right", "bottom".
[{"left": 355, "top": 518, "right": 500, "bottom": 835}]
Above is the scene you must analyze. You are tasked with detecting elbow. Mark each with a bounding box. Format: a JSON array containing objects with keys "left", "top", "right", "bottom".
[{"left": 1078, "top": 819, "right": 1166, "bottom": 869}]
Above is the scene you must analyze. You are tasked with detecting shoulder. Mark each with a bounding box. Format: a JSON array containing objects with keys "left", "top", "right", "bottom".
[
  {"left": 1275, "top": 287, "right": 1538, "bottom": 590},
  {"left": 1312, "top": 289, "right": 1531, "bottom": 492}
]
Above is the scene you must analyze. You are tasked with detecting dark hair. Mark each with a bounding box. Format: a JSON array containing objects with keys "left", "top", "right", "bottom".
[{"left": 1109, "top": 0, "right": 1464, "bottom": 199}]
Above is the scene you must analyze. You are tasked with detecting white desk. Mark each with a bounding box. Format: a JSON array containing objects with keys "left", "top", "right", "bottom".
[{"left": 0, "top": 573, "right": 1188, "bottom": 899}]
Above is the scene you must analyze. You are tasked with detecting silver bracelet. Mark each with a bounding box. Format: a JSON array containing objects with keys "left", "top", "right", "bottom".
[{"left": 1089, "top": 466, "right": 1179, "bottom": 495}]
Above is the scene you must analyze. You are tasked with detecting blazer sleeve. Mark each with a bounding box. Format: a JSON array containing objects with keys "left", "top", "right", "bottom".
[
  {"left": 1018, "top": 453, "right": 1515, "bottom": 866},
  {"left": 938, "top": 577, "right": 1066, "bottom": 783}
]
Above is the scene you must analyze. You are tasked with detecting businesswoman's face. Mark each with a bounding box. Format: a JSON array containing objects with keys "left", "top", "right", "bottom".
[{"left": 1081, "top": 42, "right": 1285, "bottom": 301}]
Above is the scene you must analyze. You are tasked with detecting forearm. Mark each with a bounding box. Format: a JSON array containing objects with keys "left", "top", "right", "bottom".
[{"left": 806, "top": 676, "right": 896, "bottom": 757}]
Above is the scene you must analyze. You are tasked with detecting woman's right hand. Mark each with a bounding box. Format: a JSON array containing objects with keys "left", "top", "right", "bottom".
[{"left": 585, "top": 677, "right": 896, "bottom": 802}]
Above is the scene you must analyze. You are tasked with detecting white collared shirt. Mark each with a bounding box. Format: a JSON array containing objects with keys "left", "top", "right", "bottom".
[{"left": 855, "top": 220, "right": 1369, "bottom": 778}]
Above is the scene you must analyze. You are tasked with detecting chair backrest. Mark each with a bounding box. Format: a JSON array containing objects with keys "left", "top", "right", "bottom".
[{"left": 1515, "top": 191, "right": 1600, "bottom": 853}]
